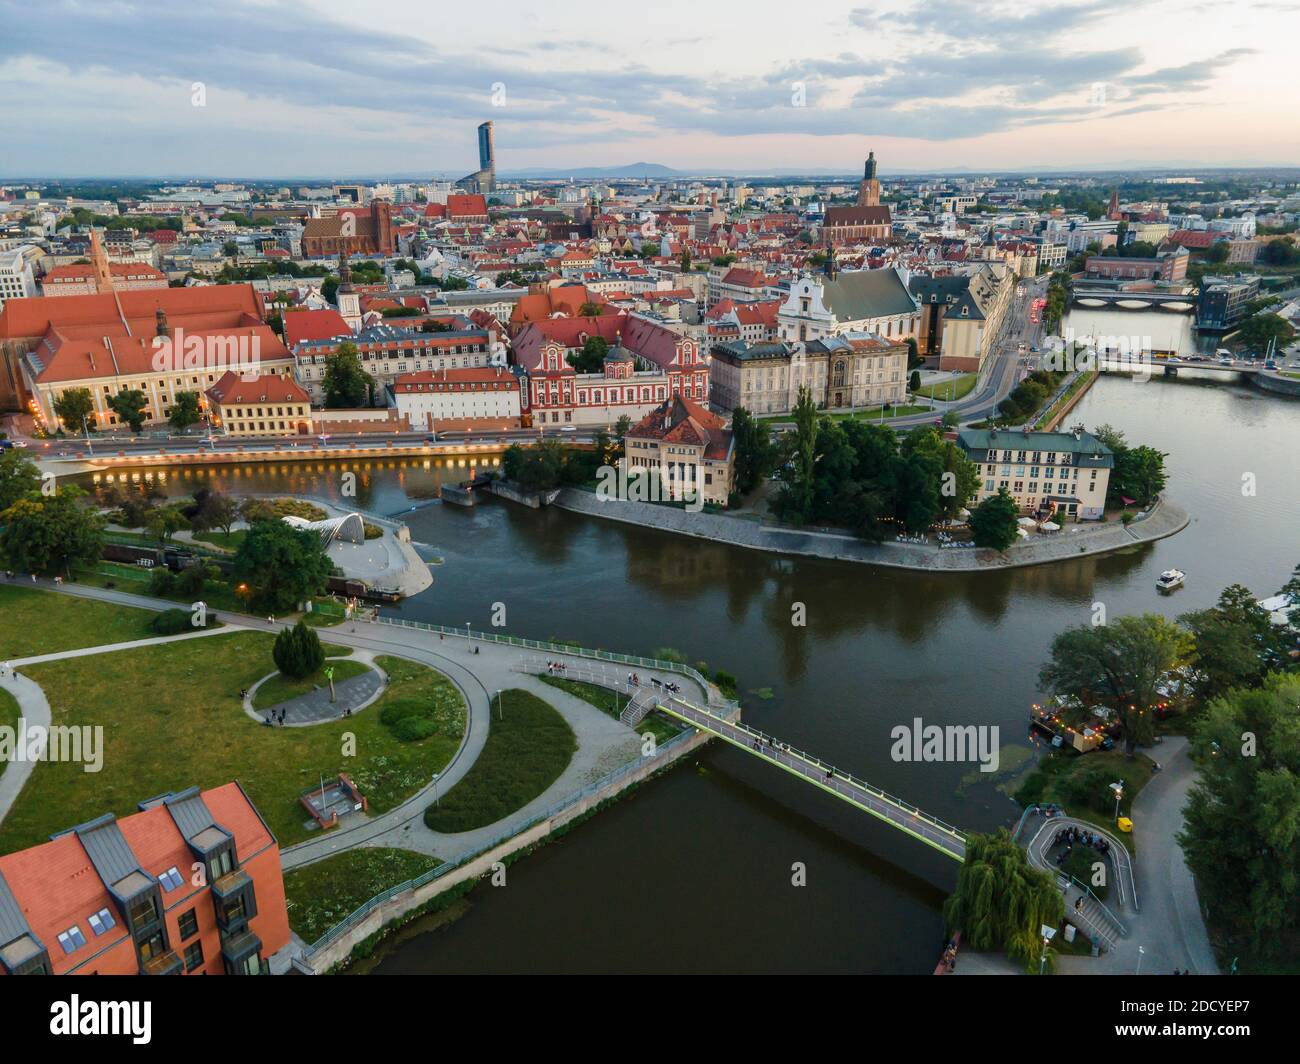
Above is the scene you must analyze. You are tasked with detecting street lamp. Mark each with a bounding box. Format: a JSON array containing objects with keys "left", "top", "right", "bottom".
[
  {"left": 430, "top": 771, "right": 441, "bottom": 806},
  {"left": 1110, "top": 780, "right": 1124, "bottom": 821},
  {"left": 494, "top": 688, "right": 503, "bottom": 721},
  {"left": 1136, "top": 944, "right": 1145, "bottom": 975},
  {"left": 1039, "top": 924, "right": 1057, "bottom": 976}
]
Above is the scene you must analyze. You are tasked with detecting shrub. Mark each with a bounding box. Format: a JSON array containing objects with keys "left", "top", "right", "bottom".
[
  {"left": 363, "top": 522, "right": 383, "bottom": 540},
  {"left": 151, "top": 608, "right": 194, "bottom": 634},
  {"left": 273, "top": 620, "right": 325, "bottom": 679},
  {"left": 379, "top": 697, "right": 442, "bottom": 743},
  {"left": 150, "top": 567, "right": 176, "bottom": 596}
]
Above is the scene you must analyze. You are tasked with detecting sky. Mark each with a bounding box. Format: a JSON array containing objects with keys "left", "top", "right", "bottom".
[{"left": 0, "top": 0, "right": 1296, "bottom": 179}]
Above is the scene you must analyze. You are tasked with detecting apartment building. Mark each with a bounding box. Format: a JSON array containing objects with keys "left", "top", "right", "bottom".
[
  {"left": 955, "top": 427, "right": 1114, "bottom": 521},
  {"left": 620, "top": 395, "right": 734, "bottom": 506},
  {"left": 391, "top": 366, "right": 523, "bottom": 430},
  {"left": 0, "top": 244, "right": 39, "bottom": 311},
  {"left": 0, "top": 783, "right": 289, "bottom": 976},
  {"left": 206, "top": 371, "right": 312, "bottom": 436}
]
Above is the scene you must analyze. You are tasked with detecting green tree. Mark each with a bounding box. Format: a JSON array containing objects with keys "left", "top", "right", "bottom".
[
  {"left": 273, "top": 619, "right": 326, "bottom": 679},
  {"left": 231, "top": 520, "right": 334, "bottom": 613},
  {"left": 577, "top": 301, "right": 603, "bottom": 317},
  {"left": 613, "top": 414, "right": 632, "bottom": 448},
  {"left": 196, "top": 491, "right": 239, "bottom": 536},
  {"left": 1233, "top": 312, "right": 1294, "bottom": 355},
  {"left": 146, "top": 504, "right": 190, "bottom": 545},
  {"left": 908, "top": 370, "right": 921, "bottom": 393},
  {"left": 0, "top": 448, "right": 41, "bottom": 511},
  {"left": 53, "top": 388, "right": 95, "bottom": 435},
  {"left": 0, "top": 487, "right": 104, "bottom": 576},
  {"left": 1111, "top": 445, "right": 1167, "bottom": 507},
  {"left": 730, "top": 406, "right": 776, "bottom": 496},
  {"left": 969, "top": 487, "right": 1019, "bottom": 550},
  {"left": 168, "top": 390, "right": 202, "bottom": 431},
  {"left": 568, "top": 335, "right": 608, "bottom": 374},
  {"left": 943, "top": 829, "right": 1064, "bottom": 973},
  {"left": 1180, "top": 674, "right": 1300, "bottom": 958},
  {"left": 107, "top": 389, "right": 149, "bottom": 433},
  {"left": 1038, "top": 614, "right": 1194, "bottom": 757},
  {"left": 1181, "top": 584, "right": 1288, "bottom": 702},
  {"left": 780, "top": 385, "right": 819, "bottom": 523},
  {"left": 322, "top": 342, "right": 373, "bottom": 408}
]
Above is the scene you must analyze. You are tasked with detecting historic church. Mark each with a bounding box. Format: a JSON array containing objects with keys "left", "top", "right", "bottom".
[{"left": 821, "top": 151, "right": 892, "bottom": 245}]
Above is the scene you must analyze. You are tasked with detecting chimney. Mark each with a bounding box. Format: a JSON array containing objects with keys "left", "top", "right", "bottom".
[{"left": 155, "top": 305, "right": 170, "bottom": 338}]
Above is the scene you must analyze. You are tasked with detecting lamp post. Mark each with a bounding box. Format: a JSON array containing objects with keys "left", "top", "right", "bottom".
[
  {"left": 1110, "top": 780, "right": 1125, "bottom": 822},
  {"left": 1136, "top": 944, "right": 1145, "bottom": 975},
  {"left": 1039, "top": 924, "right": 1057, "bottom": 976},
  {"left": 430, "top": 771, "right": 441, "bottom": 807},
  {"left": 495, "top": 688, "right": 502, "bottom": 721}
]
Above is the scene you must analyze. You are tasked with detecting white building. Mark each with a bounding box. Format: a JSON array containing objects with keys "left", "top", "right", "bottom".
[
  {"left": 390, "top": 366, "right": 522, "bottom": 430},
  {"left": 0, "top": 244, "right": 39, "bottom": 310}
]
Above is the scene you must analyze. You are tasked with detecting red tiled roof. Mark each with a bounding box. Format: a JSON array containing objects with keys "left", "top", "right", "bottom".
[
  {"left": 282, "top": 308, "right": 351, "bottom": 347},
  {"left": 206, "top": 371, "right": 309, "bottom": 406},
  {"left": 511, "top": 314, "right": 628, "bottom": 370},
  {"left": 626, "top": 395, "right": 732, "bottom": 461}
]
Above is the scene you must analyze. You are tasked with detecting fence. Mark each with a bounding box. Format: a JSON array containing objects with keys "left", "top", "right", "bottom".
[
  {"left": 300, "top": 726, "right": 700, "bottom": 959},
  {"left": 370, "top": 615, "right": 735, "bottom": 710}
]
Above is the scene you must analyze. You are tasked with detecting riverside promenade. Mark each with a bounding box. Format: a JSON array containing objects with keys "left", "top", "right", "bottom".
[{"left": 553, "top": 489, "right": 1189, "bottom": 573}]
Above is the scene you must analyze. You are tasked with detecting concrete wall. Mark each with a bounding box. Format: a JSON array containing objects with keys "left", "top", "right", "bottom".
[{"left": 1253, "top": 372, "right": 1300, "bottom": 398}]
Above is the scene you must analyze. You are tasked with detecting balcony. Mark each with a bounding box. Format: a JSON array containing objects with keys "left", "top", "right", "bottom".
[{"left": 141, "top": 949, "right": 184, "bottom": 976}]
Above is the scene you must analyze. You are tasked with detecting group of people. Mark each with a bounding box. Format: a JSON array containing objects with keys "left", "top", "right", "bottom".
[
  {"left": 940, "top": 940, "right": 958, "bottom": 972},
  {"left": 545, "top": 661, "right": 569, "bottom": 675},
  {"left": 262, "top": 708, "right": 289, "bottom": 726},
  {"left": 1054, "top": 824, "right": 1111, "bottom": 862},
  {"left": 938, "top": 538, "right": 977, "bottom": 550},
  {"left": 649, "top": 677, "right": 682, "bottom": 694}
]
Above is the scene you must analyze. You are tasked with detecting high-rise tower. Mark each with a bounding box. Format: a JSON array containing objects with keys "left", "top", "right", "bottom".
[{"left": 460, "top": 121, "right": 497, "bottom": 194}]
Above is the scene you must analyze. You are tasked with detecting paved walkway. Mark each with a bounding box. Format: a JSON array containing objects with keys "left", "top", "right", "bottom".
[
  {"left": 1056, "top": 737, "right": 1219, "bottom": 975},
  {"left": 0, "top": 670, "right": 51, "bottom": 825},
  {"left": 13, "top": 580, "right": 713, "bottom": 874},
  {"left": 244, "top": 656, "right": 385, "bottom": 726},
  {"left": 8, "top": 623, "right": 240, "bottom": 668}
]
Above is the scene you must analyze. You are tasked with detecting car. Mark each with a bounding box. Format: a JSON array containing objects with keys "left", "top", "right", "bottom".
[
  {"left": 425, "top": 434, "right": 440, "bottom": 443},
  {"left": 1217, "top": 357, "right": 1233, "bottom": 366},
  {"left": 560, "top": 426, "right": 577, "bottom": 433},
  {"left": 1265, "top": 361, "right": 1277, "bottom": 370}
]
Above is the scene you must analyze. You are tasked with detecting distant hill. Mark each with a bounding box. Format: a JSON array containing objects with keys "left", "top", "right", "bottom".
[{"left": 501, "top": 162, "right": 683, "bottom": 179}]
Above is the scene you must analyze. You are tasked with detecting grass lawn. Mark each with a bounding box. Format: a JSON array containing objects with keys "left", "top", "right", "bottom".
[
  {"left": 539, "top": 674, "right": 683, "bottom": 745},
  {"left": 0, "top": 632, "right": 466, "bottom": 853},
  {"left": 0, "top": 583, "right": 157, "bottom": 658},
  {"left": 830, "top": 403, "right": 932, "bottom": 421},
  {"left": 1014, "top": 747, "right": 1157, "bottom": 853},
  {"left": 424, "top": 688, "right": 575, "bottom": 834},
  {"left": 73, "top": 562, "right": 247, "bottom": 613},
  {"left": 282, "top": 846, "right": 440, "bottom": 943},
  {"left": 0, "top": 687, "right": 18, "bottom": 780},
  {"left": 252, "top": 658, "right": 371, "bottom": 711},
  {"left": 189, "top": 529, "right": 246, "bottom": 551},
  {"left": 914, "top": 373, "right": 977, "bottom": 400}
]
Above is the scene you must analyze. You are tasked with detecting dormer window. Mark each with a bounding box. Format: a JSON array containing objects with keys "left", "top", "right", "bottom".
[
  {"left": 158, "top": 866, "right": 184, "bottom": 892},
  {"left": 88, "top": 908, "right": 117, "bottom": 935}
]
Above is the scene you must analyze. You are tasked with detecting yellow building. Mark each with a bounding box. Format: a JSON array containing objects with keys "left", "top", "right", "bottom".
[
  {"left": 956, "top": 427, "right": 1114, "bottom": 521},
  {"left": 206, "top": 372, "right": 312, "bottom": 437}
]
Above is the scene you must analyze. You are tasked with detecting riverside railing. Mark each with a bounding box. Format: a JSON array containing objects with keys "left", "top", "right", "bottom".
[
  {"left": 371, "top": 615, "right": 732, "bottom": 708},
  {"left": 300, "top": 726, "right": 699, "bottom": 959}
]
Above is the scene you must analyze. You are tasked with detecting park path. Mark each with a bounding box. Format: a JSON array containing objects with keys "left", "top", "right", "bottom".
[
  {"left": 1056, "top": 737, "right": 1219, "bottom": 975},
  {"left": 8, "top": 622, "right": 241, "bottom": 667},
  {"left": 12, "top": 579, "right": 710, "bottom": 874},
  {"left": 0, "top": 670, "right": 52, "bottom": 825}
]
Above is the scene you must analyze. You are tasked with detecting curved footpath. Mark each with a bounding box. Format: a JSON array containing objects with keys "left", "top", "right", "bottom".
[
  {"left": 554, "top": 489, "right": 1189, "bottom": 572},
  {"left": 5, "top": 580, "right": 710, "bottom": 875}
]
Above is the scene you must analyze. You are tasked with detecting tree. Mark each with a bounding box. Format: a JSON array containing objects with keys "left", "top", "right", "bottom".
[
  {"left": 613, "top": 414, "right": 632, "bottom": 447},
  {"left": 1111, "top": 445, "right": 1167, "bottom": 507},
  {"left": 231, "top": 520, "right": 334, "bottom": 613},
  {"left": 0, "top": 487, "right": 104, "bottom": 576},
  {"left": 53, "top": 388, "right": 95, "bottom": 435},
  {"left": 1038, "top": 614, "right": 1194, "bottom": 756},
  {"left": 146, "top": 504, "right": 190, "bottom": 545},
  {"left": 322, "top": 342, "right": 373, "bottom": 408},
  {"left": 1180, "top": 674, "right": 1300, "bottom": 958},
  {"left": 969, "top": 487, "right": 1019, "bottom": 550},
  {"left": 197, "top": 491, "right": 239, "bottom": 536},
  {"left": 577, "top": 301, "right": 603, "bottom": 317},
  {"left": 273, "top": 619, "right": 326, "bottom": 679},
  {"left": 780, "top": 385, "right": 819, "bottom": 523},
  {"left": 908, "top": 370, "right": 921, "bottom": 393},
  {"left": 568, "top": 336, "right": 608, "bottom": 374},
  {"left": 905, "top": 337, "right": 921, "bottom": 369},
  {"left": 107, "top": 389, "right": 148, "bottom": 433},
  {"left": 943, "top": 829, "right": 1064, "bottom": 973},
  {"left": 238, "top": 497, "right": 276, "bottom": 525},
  {"left": 730, "top": 407, "right": 777, "bottom": 497},
  {"left": 1203, "top": 240, "right": 1231, "bottom": 264},
  {"left": 0, "top": 449, "right": 41, "bottom": 512},
  {"left": 1233, "top": 312, "right": 1294, "bottom": 355},
  {"left": 168, "top": 390, "right": 202, "bottom": 431},
  {"left": 1181, "top": 584, "right": 1288, "bottom": 702}
]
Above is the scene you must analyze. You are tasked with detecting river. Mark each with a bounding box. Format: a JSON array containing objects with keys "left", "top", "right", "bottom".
[{"left": 93, "top": 373, "right": 1299, "bottom": 973}]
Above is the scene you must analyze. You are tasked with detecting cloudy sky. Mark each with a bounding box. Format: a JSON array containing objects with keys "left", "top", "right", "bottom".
[{"left": 1, "top": 0, "right": 1295, "bottom": 178}]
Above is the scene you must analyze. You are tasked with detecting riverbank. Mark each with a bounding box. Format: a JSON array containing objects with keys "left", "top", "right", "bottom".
[{"left": 549, "top": 488, "right": 1189, "bottom": 572}]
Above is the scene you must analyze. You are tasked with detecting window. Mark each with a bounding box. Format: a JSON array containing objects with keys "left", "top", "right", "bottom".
[
  {"left": 177, "top": 908, "right": 199, "bottom": 941},
  {"left": 88, "top": 908, "right": 116, "bottom": 936},
  {"left": 58, "top": 926, "right": 87, "bottom": 954},
  {"left": 184, "top": 941, "right": 204, "bottom": 973},
  {"left": 159, "top": 866, "right": 184, "bottom": 892}
]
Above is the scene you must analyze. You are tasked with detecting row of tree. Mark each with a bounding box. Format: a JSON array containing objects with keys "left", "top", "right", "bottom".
[{"left": 49, "top": 386, "right": 203, "bottom": 435}]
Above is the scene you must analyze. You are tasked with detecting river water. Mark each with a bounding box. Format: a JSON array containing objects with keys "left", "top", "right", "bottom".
[{"left": 98, "top": 371, "right": 1299, "bottom": 973}]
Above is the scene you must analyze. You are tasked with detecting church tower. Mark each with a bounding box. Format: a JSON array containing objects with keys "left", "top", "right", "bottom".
[
  {"left": 90, "top": 228, "right": 115, "bottom": 294},
  {"left": 337, "top": 251, "right": 361, "bottom": 332},
  {"left": 857, "top": 151, "right": 881, "bottom": 207}
]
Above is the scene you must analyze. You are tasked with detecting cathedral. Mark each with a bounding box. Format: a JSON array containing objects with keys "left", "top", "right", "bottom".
[{"left": 822, "top": 150, "right": 892, "bottom": 245}]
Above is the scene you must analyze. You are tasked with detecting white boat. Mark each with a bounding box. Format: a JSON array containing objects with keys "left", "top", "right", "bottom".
[{"left": 1156, "top": 568, "right": 1185, "bottom": 591}]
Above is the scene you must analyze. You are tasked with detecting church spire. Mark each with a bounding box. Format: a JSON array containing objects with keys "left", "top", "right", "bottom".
[{"left": 90, "top": 228, "right": 115, "bottom": 294}]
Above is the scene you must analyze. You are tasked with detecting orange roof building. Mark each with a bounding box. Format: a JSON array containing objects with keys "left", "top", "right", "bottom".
[
  {"left": 0, "top": 783, "right": 290, "bottom": 976},
  {"left": 621, "top": 395, "right": 734, "bottom": 506},
  {"left": 42, "top": 262, "right": 168, "bottom": 297},
  {"left": 0, "top": 283, "right": 292, "bottom": 429}
]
